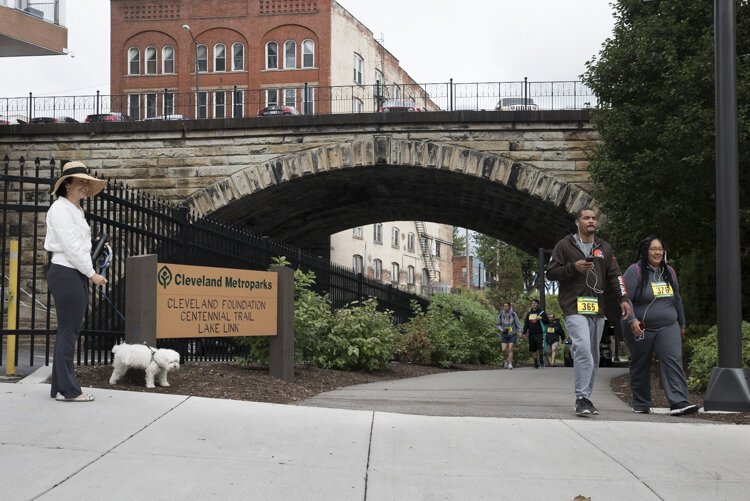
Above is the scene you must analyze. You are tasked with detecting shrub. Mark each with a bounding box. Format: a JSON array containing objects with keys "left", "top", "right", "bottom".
[
  {"left": 315, "top": 298, "right": 399, "bottom": 371},
  {"left": 687, "top": 321, "right": 750, "bottom": 391},
  {"left": 398, "top": 302, "right": 433, "bottom": 364}
]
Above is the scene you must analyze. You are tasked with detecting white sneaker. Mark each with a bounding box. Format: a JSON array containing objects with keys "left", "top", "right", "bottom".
[
  {"left": 503, "top": 360, "right": 509, "bottom": 369},
  {"left": 508, "top": 364, "right": 513, "bottom": 370}
]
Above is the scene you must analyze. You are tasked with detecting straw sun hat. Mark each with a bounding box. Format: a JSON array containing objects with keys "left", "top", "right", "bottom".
[{"left": 51, "top": 161, "right": 107, "bottom": 197}]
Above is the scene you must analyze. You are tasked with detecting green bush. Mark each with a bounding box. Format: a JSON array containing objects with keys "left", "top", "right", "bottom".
[
  {"left": 292, "top": 269, "right": 333, "bottom": 364},
  {"left": 687, "top": 322, "right": 750, "bottom": 391},
  {"left": 315, "top": 298, "right": 399, "bottom": 371},
  {"left": 398, "top": 302, "right": 433, "bottom": 364},
  {"left": 402, "top": 292, "right": 500, "bottom": 367}
]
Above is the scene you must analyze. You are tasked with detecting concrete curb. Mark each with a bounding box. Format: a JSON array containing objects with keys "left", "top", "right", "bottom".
[{"left": 17, "top": 364, "right": 52, "bottom": 385}]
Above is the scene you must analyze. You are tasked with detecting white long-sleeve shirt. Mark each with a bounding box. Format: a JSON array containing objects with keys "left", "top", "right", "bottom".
[{"left": 44, "top": 197, "right": 95, "bottom": 278}]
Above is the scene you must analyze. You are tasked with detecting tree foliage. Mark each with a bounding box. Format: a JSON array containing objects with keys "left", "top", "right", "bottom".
[
  {"left": 474, "top": 234, "right": 538, "bottom": 308},
  {"left": 582, "top": 0, "right": 750, "bottom": 323}
]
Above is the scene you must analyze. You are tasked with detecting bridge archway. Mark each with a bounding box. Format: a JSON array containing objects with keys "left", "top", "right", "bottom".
[{"left": 185, "top": 137, "right": 595, "bottom": 254}]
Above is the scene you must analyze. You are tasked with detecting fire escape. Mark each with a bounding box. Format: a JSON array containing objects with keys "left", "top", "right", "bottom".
[{"left": 415, "top": 221, "right": 437, "bottom": 282}]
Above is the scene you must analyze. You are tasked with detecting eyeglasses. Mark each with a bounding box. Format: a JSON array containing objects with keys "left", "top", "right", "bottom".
[{"left": 648, "top": 247, "right": 664, "bottom": 252}]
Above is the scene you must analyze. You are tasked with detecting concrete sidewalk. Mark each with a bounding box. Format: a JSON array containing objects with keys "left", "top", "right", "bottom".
[{"left": 1, "top": 366, "right": 749, "bottom": 500}]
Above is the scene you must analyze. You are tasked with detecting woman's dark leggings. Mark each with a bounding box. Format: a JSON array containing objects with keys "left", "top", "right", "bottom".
[{"left": 48, "top": 264, "right": 88, "bottom": 398}]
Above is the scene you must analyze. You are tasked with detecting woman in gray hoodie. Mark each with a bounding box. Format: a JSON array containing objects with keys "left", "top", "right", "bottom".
[{"left": 622, "top": 237, "right": 697, "bottom": 416}]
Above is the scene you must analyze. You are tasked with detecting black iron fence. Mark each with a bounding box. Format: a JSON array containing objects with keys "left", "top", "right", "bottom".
[
  {"left": 1, "top": 155, "right": 427, "bottom": 370},
  {"left": 0, "top": 79, "right": 596, "bottom": 123}
]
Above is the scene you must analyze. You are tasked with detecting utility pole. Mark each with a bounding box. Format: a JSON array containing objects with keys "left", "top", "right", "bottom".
[{"left": 182, "top": 24, "right": 200, "bottom": 118}]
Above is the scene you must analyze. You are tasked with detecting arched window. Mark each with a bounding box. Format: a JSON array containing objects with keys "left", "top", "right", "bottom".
[
  {"left": 353, "top": 255, "right": 364, "bottom": 275},
  {"left": 232, "top": 43, "right": 244, "bottom": 71},
  {"left": 407, "top": 266, "right": 415, "bottom": 285},
  {"left": 145, "top": 46, "right": 157, "bottom": 74},
  {"left": 407, "top": 232, "right": 415, "bottom": 253},
  {"left": 284, "top": 40, "right": 296, "bottom": 69},
  {"left": 162, "top": 46, "right": 174, "bottom": 74},
  {"left": 302, "top": 39, "right": 314, "bottom": 68},
  {"left": 266, "top": 41, "right": 278, "bottom": 69},
  {"left": 391, "top": 227, "right": 400, "bottom": 248},
  {"left": 128, "top": 47, "right": 140, "bottom": 75},
  {"left": 214, "top": 43, "right": 226, "bottom": 72},
  {"left": 391, "top": 263, "right": 400, "bottom": 285},
  {"left": 353, "top": 53, "right": 363, "bottom": 84},
  {"left": 196, "top": 44, "right": 208, "bottom": 72},
  {"left": 373, "top": 259, "right": 382, "bottom": 281}
]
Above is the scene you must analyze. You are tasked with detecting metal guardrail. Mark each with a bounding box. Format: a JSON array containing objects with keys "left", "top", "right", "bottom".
[{"left": 0, "top": 80, "right": 597, "bottom": 124}]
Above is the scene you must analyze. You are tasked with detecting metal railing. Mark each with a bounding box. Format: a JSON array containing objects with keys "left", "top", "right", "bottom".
[
  {"left": 0, "top": 80, "right": 597, "bottom": 123},
  {"left": 5, "top": 0, "right": 62, "bottom": 24},
  {"left": 1, "top": 155, "right": 427, "bottom": 369}
]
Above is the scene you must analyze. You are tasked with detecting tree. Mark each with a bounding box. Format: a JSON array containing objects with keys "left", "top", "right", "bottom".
[
  {"left": 582, "top": 0, "right": 750, "bottom": 323},
  {"left": 452, "top": 227, "right": 467, "bottom": 256},
  {"left": 474, "top": 234, "right": 537, "bottom": 307}
]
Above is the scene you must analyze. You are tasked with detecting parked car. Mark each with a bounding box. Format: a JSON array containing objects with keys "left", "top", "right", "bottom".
[
  {"left": 378, "top": 99, "right": 423, "bottom": 112},
  {"left": 84, "top": 112, "right": 133, "bottom": 122},
  {"left": 29, "top": 116, "right": 79, "bottom": 124},
  {"left": 144, "top": 114, "right": 188, "bottom": 121},
  {"left": 495, "top": 97, "right": 539, "bottom": 111},
  {"left": 257, "top": 105, "right": 299, "bottom": 116}
]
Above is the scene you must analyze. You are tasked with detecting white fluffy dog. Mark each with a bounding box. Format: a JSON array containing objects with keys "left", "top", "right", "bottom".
[{"left": 109, "top": 342, "right": 180, "bottom": 389}]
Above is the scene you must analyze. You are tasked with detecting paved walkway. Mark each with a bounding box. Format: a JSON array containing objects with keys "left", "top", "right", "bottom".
[{"left": 0, "top": 366, "right": 748, "bottom": 500}]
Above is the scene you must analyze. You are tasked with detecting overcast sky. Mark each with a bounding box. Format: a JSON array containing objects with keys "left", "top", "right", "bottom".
[{"left": 1, "top": 0, "right": 616, "bottom": 97}]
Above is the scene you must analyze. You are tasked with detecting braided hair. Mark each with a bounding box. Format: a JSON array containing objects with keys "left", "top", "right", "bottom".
[{"left": 634, "top": 236, "right": 675, "bottom": 301}]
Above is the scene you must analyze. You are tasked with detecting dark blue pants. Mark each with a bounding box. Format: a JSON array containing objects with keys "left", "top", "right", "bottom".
[{"left": 48, "top": 264, "right": 88, "bottom": 398}]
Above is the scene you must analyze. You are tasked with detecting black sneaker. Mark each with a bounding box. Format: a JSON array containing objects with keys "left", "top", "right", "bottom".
[
  {"left": 632, "top": 407, "right": 651, "bottom": 414},
  {"left": 669, "top": 402, "right": 699, "bottom": 416},
  {"left": 575, "top": 398, "right": 592, "bottom": 416}
]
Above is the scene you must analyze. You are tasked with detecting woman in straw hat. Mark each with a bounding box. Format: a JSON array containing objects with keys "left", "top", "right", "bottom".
[{"left": 45, "top": 161, "right": 108, "bottom": 402}]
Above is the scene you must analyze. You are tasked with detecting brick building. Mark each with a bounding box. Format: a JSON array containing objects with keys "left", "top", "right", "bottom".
[{"left": 109, "top": 0, "right": 428, "bottom": 119}]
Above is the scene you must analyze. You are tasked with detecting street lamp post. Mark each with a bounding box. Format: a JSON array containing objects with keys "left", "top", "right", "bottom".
[
  {"left": 703, "top": 0, "right": 750, "bottom": 411},
  {"left": 182, "top": 24, "right": 200, "bottom": 119}
]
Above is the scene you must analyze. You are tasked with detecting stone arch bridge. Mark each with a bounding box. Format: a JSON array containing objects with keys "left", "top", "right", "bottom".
[{"left": 0, "top": 110, "right": 599, "bottom": 254}]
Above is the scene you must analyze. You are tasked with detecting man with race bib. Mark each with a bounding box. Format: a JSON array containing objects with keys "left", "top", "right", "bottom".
[{"left": 546, "top": 207, "right": 631, "bottom": 416}]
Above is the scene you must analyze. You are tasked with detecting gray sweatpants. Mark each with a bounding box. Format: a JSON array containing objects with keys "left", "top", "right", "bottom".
[
  {"left": 565, "top": 314, "right": 605, "bottom": 399},
  {"left": 622, "top": 321, "right": 689, "bottom": 408}
]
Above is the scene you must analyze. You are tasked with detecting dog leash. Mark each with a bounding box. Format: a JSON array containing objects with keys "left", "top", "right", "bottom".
[{"left": 94, "top": 244, "right": 145, "bottom": 341}]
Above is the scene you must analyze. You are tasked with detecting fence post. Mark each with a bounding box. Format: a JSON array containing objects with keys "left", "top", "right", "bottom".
[
  {"left": 5, "top": 240, "right": 18, "bottom": 376},
  {"left": 28, "top": 93, "right": 32, "bottom": 121},
  {"left": 524, "top": 77, "right": 528, "bottom": 107},
  {"left": 449, "top": 78, "right": 453, "bottom": 111},
  {"left": 178, "top": 205, "right": 189, "bottom": 263},
  {"left": 96, "top": 90, "right": 100, "bottom": 116}
]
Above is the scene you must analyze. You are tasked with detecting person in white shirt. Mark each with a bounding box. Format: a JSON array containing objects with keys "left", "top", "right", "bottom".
[{"left": 45, "top": 161, "right": 108, "bottom": 402}]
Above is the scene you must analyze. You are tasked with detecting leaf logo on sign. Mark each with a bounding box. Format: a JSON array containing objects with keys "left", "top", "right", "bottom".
[{"left": 158, "top": 265, "right": 173, "bottom": 289}]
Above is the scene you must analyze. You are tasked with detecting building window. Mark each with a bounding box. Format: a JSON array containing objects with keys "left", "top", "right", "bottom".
[
  {"left": 352, "top": 226, "right": 363, "bottom": 239},
  {"left": 391, "top": 263, "right": 400, "bottom": 285},
  {"left": 214, "top": 91, "right": 226, "bottom": 118},
  {"left": 391, "top": 227, "right": 400, "bottom": 249},
  {"left": 232, "top": 43, "right": 244, "bottom": 71},
  {"left": 144, "top": 47, "right": 157, "bottom": 74},
  {"left": 407, "top": 232, "right": 415, "bottom": 253},
  {"left": 266, "top": 42, "right": 278, "bottom": 69},
  {"left": 353, "top": 255, "right": 364, "bottom": 275},
  {"left": 128, "top": 47, "right": 139, "bottom": 75},
  {"left": 302, "top": 39, "right": 314, "bottom": 68},
  {"left": 373, "top": 259, "right": 382, "bottom": 281},
  {"left": 284, "top": 88, "right": 296, "bottom": 109},
  {"left": 162, "top": 46, "right": 174, "bottom": 74},
  {"left": 393, "top": 84, "right": 401, "bottom": 99},
  {"left": 233, "top": 89, "right": 244, "bottom": 117},
  {"left": 421, "top": 269, "right": 429, "bottom": 286},
  {"left": 128, "top": 94, "right": 140, "bottom": 119},
  {"left": 214, "top": 44, "right": 226, "bottom": 72},
  {"left": 353, "top": 53, "right": 363, "bottom": 84},
  {"left": 164, "top": 92, "right": 174, "bottom": 115},
  {"left": 266, "top": 89, "right": 278, "bottom": 107},
  {"left": 302, "top": 86, "right": 314, "bottom": 114},
  {"left": 196, "top": 91, "right": 207, "bottom": 119},
  {"left": 145, "top": 93, "right": 157, "bottom": 118},
  {"left": 435, "top": 241, "right": 441, "bottom": 258},
  {"left": 373, "top": 223, "right": 382, "bottom": 244},
  {"left": 407, "top": 266, "right": 415, "bottom": 285},
  {"left": 284, "top": 40, "right": 296, "bottom": 69},
  {"left": 352, "top": 97, "right": 363, "bottom": 113},
  {"left": 374, "top": 69, "right": 384, "bottom": 85},
  {"left": 197, "top": 44, "right": 208, "bottom": 72}
]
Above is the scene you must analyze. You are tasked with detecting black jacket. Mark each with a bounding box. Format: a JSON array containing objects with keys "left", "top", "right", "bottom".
[{"left": 546, "top": 234, "right": 627, "bottom": 317}]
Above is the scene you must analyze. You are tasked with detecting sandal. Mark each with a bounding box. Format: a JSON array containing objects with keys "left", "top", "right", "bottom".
[{"left": 56, "top": 392, "right": 95, "bottom": 402}]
